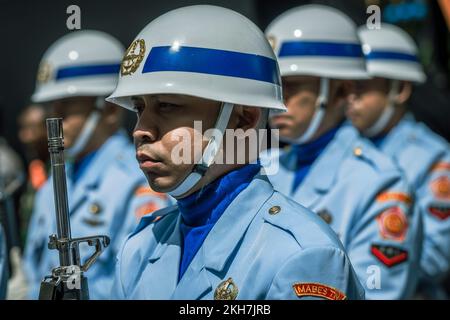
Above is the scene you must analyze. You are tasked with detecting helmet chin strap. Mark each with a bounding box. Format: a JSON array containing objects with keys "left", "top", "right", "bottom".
[
  {"left": 168, "top": 102, "right": 234, "bottom": 198},
  {"left": 363, "top": 80, "right": 399, "bottom": 138},
  {"left": 66, "top": 97, "right": 105, "bottom": 160},
  {"left": 280, "top": 78, "right": 329, "bottom": 145}
]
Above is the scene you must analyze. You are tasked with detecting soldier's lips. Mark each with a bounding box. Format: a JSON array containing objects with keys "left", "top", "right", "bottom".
[{"left": 136, "top": 151, "right": 165, "bottom": 173}]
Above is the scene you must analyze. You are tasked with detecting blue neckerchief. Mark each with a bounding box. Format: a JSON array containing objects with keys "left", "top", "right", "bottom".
[
  {"left": 177, "top": 162, "right": 261, "bottom": 281},
  {"left": 291, "top": 124, "right": 341, "bottom": 193},
  {"left": 72, "top": 150, "right": 98, "bottom": 184},
  {"left": 369, "top": 134, "right": 387, "bottom": 149}
]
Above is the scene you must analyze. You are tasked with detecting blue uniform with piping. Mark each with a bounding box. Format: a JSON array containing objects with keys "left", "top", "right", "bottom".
[
  {"left": 112, "top": 166, "right": 365, "bottom": 300},
  {"left": 370, "top": 113, "right": 450, "bottom": 297},
  {"left": 261, "top": 124, "right": 422, "bottom": 299}
]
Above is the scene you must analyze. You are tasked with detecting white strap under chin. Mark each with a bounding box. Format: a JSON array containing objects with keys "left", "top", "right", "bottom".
[
  {"left": 281, "top": 78, "right": 329, "bottom": 145},
  {"left": 363, "top": 80, "right": 399, "bottom": 138},
  {"left": 66, "top": 97, "right": 105, "bottom": 159},
  {"left": 168, "top": 102, "right": 234, "bottom": 198}
]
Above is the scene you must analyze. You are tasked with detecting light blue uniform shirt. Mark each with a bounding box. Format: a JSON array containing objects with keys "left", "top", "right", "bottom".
[
  {"left": 24, "top": 131, "right": 172, "bottom": 299},
  {"left": 372, "top": 113, "right": 450, "bottom": 297},
  {"left": 112, "top": 170, "right": 365, "bottom": 300},
  {"left": 261, "top": 124, "right": 422, "bottom": 299}
]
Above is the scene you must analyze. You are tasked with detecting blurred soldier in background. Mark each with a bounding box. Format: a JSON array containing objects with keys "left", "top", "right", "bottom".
[
  {"left": 17, "top": 104, "right": 49, "bottom": 247},
  {"left": 348, "top": 23, "right": 450, "bottom": 299},
  {"left": 22, "top": 30, "right": 171, "bottom": 299},
  {"left": 262, "top": 5, "right": 422, "bottom": 299},
  {"left": 0, "top": 137, "right": 25, "bottom": 299}
]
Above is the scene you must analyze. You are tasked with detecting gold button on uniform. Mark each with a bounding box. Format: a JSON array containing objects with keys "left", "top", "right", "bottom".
[
  {"left": 353, "top": 147, "right": 363, "bottom": 157},
  {"left": 269, "top": 206, "right": 281, "bottom": 215},
  {"left": 89, "top": 203, "right": 102, "bottom": 215}
]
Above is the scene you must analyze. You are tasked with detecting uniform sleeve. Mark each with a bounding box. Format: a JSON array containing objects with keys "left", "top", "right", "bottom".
[
  {"left": 113, "top": 184, "right": 171, "bottom": 255},
  {"left": 266, "top": 246, "right": 365, "bottom": 300},
  {"left": 417, "top": 157, "right": 450, "bottom": 282},
  {"left": 346, "top": 174, "right": 421, "bottom": 299}
]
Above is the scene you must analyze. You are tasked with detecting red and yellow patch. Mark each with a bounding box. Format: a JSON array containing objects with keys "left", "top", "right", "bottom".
[
  {"left": 134, "top": 186, "right": 168, "bottom": 202},
  {"left": 29, "top": 159, "right": 47, "bottom": 190},
  {"left": 376, "top": 192, "right": 412, "bottom": 205},
  {"left": 377, "top": 207, "right": 408, "bottom": 242},
  {"left": 430, "top": 176, "right": 450, "bottom": 200},
  {"left": 135, "top": 201, "right": 160, "bottom": 220},
  {"left": 431, "top": 162, "right": 450, "bottom": 173},
  {"left": 292, "top": 283, "right": 346, "bottom": 300}
]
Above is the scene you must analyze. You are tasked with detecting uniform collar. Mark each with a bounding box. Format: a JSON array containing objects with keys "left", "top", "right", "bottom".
[
  {"left": 377, "top": 112, "right": 416, "bottom": 155},
  {"left": 290, "top": 123, "right": 359, "bottom": 207},
  {"left": 143, "top": 171, "right": 274, "bottom": 299}
]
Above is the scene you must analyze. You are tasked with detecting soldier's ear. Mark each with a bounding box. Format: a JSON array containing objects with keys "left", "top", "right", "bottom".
[
  {"left": 234, "top": 105, "right": 261, "bottom": 131},
  {"left": 102, "top": 103, "right": 123, "bottom": 125},
  {"left": 395, "top": 81, "right": 412, "bottom": 105}
]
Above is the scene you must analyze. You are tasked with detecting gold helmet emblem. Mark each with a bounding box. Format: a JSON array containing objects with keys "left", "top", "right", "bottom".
[
  {"left": 37, "top": 62, "right": 52, "bottom": 83},
  {"left": 267, "top": 35, "right": 277, "bottom": 51},
  {"left": 121, "top": 39, "right": 146, "bottom": 76}
]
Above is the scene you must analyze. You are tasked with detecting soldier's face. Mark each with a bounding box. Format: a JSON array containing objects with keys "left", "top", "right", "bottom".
[
  {"left": 270, "top": 76, "right": 320, "bottom": 140},
  {"left": 47, "top": 97, "right": 96, "bottom": 148},
  {"left": 346, "top": 78, "right": 390, "bottom": 132},
  {"left": 132, "top": 94, "right": 220, "bottom": 193}
]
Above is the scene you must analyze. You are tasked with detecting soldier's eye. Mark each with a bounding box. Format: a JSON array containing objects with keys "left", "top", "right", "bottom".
[{"left": 158, "top": 102, "right": 179, "bottom": 113}]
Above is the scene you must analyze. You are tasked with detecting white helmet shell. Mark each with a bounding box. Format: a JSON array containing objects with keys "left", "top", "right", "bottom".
[
  {"left": 107, "top": 5, "right": 285, "bottom": 111},
  {"left": 32, "top": 30, "right": 124, "bottom": 103},
  {"left": 358, "top": 23, "right": 426, "bottom": 83},
  {"left": 266, "top": 4, "right": 368, "bottom": 79}
]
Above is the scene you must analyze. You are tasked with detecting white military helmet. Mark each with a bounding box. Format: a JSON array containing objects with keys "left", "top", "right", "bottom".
[
  {"left": 357, "top": 24, "right": 426, "bottom": 137},
  {"left": 107, "top": 5, "right": 285, "bottom": 198},
  {"left": 32, "top": 30, "right": 124, "bottom": 103},
  {"left": 358, "top": 23, "right": 426, "bottom": 83},
  {"left": 107, "top": 5, "right": 284, "bottom": 111},
  {"left": 266, "top": 4, "right": 368, "bottom": 144},
  {"left": 32, "top": 30, "right": 124, "bottom": 158},
  {"left": 266, "top": 4, "right": 368, "bottom": 80}
]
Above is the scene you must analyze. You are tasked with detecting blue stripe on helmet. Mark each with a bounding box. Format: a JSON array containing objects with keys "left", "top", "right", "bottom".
[
  {"left": 278, "top": 41, "right": 364, "bottom": 58},
  {"left": 365, "top": 50, "right": 418, "bottom": 62},
  {"left": 142, "top": 46, "right": 280, "bottom": 85},
  {"left": 56, "top": 63, "right": 121, "bottom": 80}
]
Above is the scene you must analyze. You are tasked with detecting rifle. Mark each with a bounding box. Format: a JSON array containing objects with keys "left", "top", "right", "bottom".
[{"left": 39, "top": 118, "right": 109, "bottom": 300}]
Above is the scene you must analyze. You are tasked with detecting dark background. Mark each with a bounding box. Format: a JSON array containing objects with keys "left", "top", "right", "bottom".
[{"left": 1, "top": 0, "right": 449, "bottom": 161}]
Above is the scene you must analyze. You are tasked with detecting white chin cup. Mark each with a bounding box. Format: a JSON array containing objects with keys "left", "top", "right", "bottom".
[
  {"left": 363, "top": 80, "right": 399, "bottom": 138},
  {"left": 66, "top": 97, "right": 105, "bottom": 159},
  {"left": 168, "top": 102, "right": 234, "bottom": 198},
  {"left": 280, "top": 78, "right": 329, "bottom": 145}
]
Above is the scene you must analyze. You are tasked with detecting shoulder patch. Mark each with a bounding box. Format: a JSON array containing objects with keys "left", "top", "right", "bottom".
[
  {"left": 134, "top": 186, "right": 168, "bottom": 200},
  {"left": 292, "top": 282, "right": 347, "bottom": 300},
  {"left": 431, "top": 162, "right": 450, "bottom": 173},
  {"left": 430, "top": 176, "right": 450, "bottom": 200},
  {"left": 376, "top": 192, "right": 412, "bottom": 205},
  {"left": 371, "top": 244, "right": 408, "bottom": 267},
  {"left": 428, "top": 205, "right": 450, "bottom": 221},
  {"left": 377, "top": 207, "right": 408, "bottom": 242},
  {"left": 135, "top": 201, "right": 161, "bottom": 220}
]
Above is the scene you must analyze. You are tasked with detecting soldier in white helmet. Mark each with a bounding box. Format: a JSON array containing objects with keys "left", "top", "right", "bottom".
[
  {"left": 262, "top": 5, "right": 422, "bottom": 299},
  {"left": 23, "top": 30, "right": 171, "bottom": 299},
  {"left": 106, "top": 5, "right": 364, "bottom": 300},
  {"left": 348, "top": 23, "right": 450, "bottom": 299}
]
